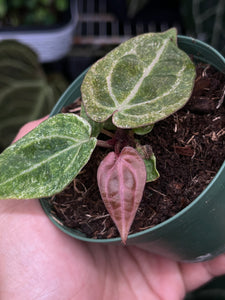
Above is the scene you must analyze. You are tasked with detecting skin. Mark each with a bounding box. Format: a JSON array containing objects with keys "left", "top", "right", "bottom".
[{"left": 0, "top": 117, "right": 225, "bottom": 300}]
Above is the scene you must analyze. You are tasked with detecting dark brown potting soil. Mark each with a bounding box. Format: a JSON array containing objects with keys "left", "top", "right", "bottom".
[{"left": 50, "top": 64, "right": 225, "bottom": 239}]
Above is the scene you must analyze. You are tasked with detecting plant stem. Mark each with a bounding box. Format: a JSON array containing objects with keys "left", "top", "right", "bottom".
[
  {"left": 101, "top": 128, "right": 115, "bottom": 138},
  {"left": 97, "top": 140, "right": 113, "bottom": 149}
]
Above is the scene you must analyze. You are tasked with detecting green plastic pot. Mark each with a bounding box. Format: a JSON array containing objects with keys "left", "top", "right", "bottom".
[{"left": 40, "top": 35, "right": 225, "bottom": 262}]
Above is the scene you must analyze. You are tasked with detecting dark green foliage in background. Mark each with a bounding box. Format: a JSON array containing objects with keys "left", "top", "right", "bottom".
[
  {"left": 0, "top": 40, "right": 68, "bottom": 151},
  {"left": 0, "top": 0, "right": 69, "bottom": 26},
  {"left": 181, "top": 0, "right": 225, "bottom": 55}
]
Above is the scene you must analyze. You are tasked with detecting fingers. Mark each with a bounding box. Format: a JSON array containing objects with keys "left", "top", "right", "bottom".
[
  {"left": 13, "top": 116, "right": 49, "bottom": 143},
  {"left": 180, "top": 253, "right": 225, "bottom": 292}
]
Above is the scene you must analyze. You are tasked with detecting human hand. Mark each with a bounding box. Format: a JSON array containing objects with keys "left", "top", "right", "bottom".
[{"left": 0, "top": 118, "right": 225, "bottom": 300}]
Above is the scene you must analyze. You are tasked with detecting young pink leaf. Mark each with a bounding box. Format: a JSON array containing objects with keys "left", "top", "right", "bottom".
[{"left": 97, "top": 146, "right": 146, "bottom": 244}]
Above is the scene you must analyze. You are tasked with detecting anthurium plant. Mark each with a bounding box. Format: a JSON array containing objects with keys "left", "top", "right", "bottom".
[{"left": 0, "top": 28, "right": 196, "bottom": 243}]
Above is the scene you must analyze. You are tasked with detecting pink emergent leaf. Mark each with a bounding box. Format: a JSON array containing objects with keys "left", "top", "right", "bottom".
[{"left": 97, "top": 146, "right": 147, "bottom": 244}]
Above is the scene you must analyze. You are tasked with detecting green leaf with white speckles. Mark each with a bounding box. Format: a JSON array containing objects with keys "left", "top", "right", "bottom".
[
  {"left": 81, "top": 28, "right": 196, "bottom": 128},
  {"left": 0, "top": 114, "right": 97, "bottom": 199}
]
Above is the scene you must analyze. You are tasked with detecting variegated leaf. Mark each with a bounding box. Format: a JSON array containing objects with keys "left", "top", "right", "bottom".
[
  {"left": 81, "top": 28, "right": 196, "bottom": 129},
  {"left": 97, "top": 146, "right": 146, "bottom": 243},
  {"left": 0, "top": 114, "right": 97, "bottom": 199}
]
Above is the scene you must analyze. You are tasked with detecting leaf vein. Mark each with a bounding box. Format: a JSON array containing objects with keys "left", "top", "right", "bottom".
[
  {"left": 124, "top": 65, "right": 186, "bottom": 110},
  {"left": 106, "top": 49, "right": 137, "bottom": 107},
  {"left": 120, "top": 37, "right": 170, "bottom": 108},
  {"left": 0, "top": 142, "right": 88, "bottom": 187}
]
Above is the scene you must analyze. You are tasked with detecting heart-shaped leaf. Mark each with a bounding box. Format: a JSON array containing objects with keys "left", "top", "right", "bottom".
[
  {"left": 81, "top": 28, "right": 196, "bottom": 128},
  {"left": 0, "top": 114, "right": 97, "bottom": 199},
  {"left": 97, "top": 146, "right": 146, "bottom": 243}
]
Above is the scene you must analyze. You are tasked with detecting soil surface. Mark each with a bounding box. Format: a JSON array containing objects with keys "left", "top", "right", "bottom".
[{"left": 50, "top": 64, "right": 225, "bottom": 239}]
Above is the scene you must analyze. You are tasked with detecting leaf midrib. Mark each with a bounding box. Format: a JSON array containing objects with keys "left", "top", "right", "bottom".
[
  {"left": 123, "top": 65, "right": 186, "bottom": 111},
  {"left": 0, "top": 139, "right": 90, "bottom": 187},
  {"left": 113, "top": 37, "right": 170, "bottom": 110}
]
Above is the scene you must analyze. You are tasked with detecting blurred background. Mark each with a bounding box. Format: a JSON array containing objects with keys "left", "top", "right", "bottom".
[
  {"left": 0, "top": 1, "right": 225, "bottom": 299},
  {"left": 0, "top": 0, "right": 225, "bottom": 151}
]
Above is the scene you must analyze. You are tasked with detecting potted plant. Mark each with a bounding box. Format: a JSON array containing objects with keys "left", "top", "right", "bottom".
[
  {"left": 0, "top": 0, "right": 78, "bottom": 62},
  {"left": 0, "top": 28, "right": 225, "bottom": 262}
]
